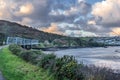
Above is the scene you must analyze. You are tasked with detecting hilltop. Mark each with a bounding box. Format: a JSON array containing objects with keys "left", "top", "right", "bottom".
[{"left": 0, "top": 20, "right": 66, "bottom": 42}]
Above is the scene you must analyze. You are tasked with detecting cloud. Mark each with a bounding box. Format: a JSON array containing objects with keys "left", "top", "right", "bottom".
[
  {"left": 78, "top": 0, "right": 85, "bottom": 3},
  {"left": 0, "top": 0, "right": 107, "bottom": 36},
  {"left": 87, "top": 20, "right": 96, "bottom": 25},
  {"left": 59, "top": 0, "right": 90, "bottom": 16},
  {"left": 0, "top": 0, "right": 12, "bottom": 19},
  {"left": 65, "top": 30, "right": 97, "bottom": 37},
  {"left": 41, "top": 23, "right": 64, "bottom": 35},
  {"left": 110, "top": 27, "right": 120, "bottom": 36},
  {"left": 19, "top": 3, "right": 34, "bottom": 15},
  {"left": 0, "top": 0, "right": 91, "bottom": 25},
  {"left": 42, "top": 22, "right": 97, "bottom": 37},
  {"left": 21, "top": 17, "right": 32, "bottom": 26},
  {"left": 0, "top": 0, "right": 6, "bottom": 8},
  {"left": 92, "top": 0, "right": 120, "bottom": 27},
  {"left": 49, "top": 0, "right": 91, "bottom": 23}
]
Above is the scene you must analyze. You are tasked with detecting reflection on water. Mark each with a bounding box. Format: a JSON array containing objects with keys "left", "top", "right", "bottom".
[{"left": 46, "top": 47, "right": 120, "bottom": 71}]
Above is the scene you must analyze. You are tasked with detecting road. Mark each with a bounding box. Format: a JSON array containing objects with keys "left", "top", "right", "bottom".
[{"left": 0, "top": 45, "right": 7, "bottom": 80}]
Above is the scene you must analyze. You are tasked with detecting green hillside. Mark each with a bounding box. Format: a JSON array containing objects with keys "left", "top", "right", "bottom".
[
  {"left": 0, "top": 20, "right": 104, "bottom": 47},
  {"left": 0, "top": 20, "right": 66, "bottom": 42}
]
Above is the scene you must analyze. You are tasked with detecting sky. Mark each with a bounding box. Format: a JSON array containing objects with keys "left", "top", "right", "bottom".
[{"left": 0, "top": 0, "right": 120, "bottom": 37}]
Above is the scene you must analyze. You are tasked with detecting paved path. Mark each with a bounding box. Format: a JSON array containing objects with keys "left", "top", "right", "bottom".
[
  {"left": 0, "top": 45, "right": 8, "bottom": 80},
  {"left": 0, "top": 72, "right": 5, "bottom": 80}
]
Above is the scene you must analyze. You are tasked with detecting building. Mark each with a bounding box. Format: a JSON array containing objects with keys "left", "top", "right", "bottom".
[
  {"left": 93, "top": 37, "right": 120, "bottom": 46},
  {"left": 6, "top": 37, "right": 39, "bottom": 45}
]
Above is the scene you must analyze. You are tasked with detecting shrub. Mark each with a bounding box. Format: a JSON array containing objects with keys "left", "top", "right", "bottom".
[
  {"left": 20, "top": 50, "right": 38, "bottom": 63},
  {"left": 60, "top": 61, "right": 77, "bottom": 79},
  {"left": 89, "top": 67, "right": 119, "bottom": 80},
  {"left": 37, "top": 53, "right": 56, "bottom": 69},
  {"left": 54, "top": 55, "right": 85, "bottom": 80},
  {"left": 9, "top": 44, "right": 22, "bottom": 56},
  {"left": 30, "top": 49, "right": 43, "bottom": 55}
]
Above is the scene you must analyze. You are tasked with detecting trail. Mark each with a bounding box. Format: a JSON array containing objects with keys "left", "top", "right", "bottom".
[
  {"left": 0, "top": 72, "right": 5, "bottom": 80},
  {"left": 0, "top": 45, "right": 8, "bottom": 80}
]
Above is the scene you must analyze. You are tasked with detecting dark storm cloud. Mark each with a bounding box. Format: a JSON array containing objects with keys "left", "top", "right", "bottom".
[
  {"left": 1, "top": 0, "right": 92, "bottom": 26},
  {"left": 12, "top": 0, "right": 77, "bottom": 26},
  {"left": 0, "top": 0, "right": 101, "bottom": 36},
  {"left": 29, "top": 0, "right": 91, "bottom": 26},
  {"left": 10, "top": 0, "right": 120, "bottom": 36},
  {"left": 78, "top": 1, "right": 91, "bottom": 15}
]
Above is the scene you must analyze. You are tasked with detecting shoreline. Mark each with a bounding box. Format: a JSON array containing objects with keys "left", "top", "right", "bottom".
[
  {"left": 32, "top": 46, "right": 108, "bottom": 51},
  {"left": 42, "top": 46, "right": 120, "bottom": 73}
]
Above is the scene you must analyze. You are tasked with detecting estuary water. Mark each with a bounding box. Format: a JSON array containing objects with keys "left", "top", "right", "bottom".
[{"left": 45, "top": 46, "right": 120, "bottom": 72}]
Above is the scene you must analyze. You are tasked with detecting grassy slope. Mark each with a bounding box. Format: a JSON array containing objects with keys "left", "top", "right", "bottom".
[{"left": 0, "top": 47, "right": 55, "bottom": 80}]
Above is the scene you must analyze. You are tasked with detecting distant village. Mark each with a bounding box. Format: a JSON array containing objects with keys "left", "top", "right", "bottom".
[
  {"left": 93, "top": 36, "right": 120, "bottom": 46},
  {"left": 5, "top": 36, "right": 120, "bottom": 47}
]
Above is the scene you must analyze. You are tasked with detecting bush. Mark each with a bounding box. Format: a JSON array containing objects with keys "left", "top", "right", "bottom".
[
  {"left": 30, "top": 49, "right": 43, "bottom": 55},
  {"left": 9, "top": 44, "right": 22, "bottom": 56},
  {"left": 60, "top": 61, "right": 78, "bottom": 79},
  {"left": 89, "top": 67, "right": 119, "bottom": 80},
  {"left": 38, "top": 53, "right": 56, "bottom": 69},
  {"left": 54, "top": 55, "right": 85, "bottom": 80},
  {"left": 55, "top": 55, "right": 77, "bottom": 71},
  {"left": 20, "top": 50, "right": 38, "bottom": 63}
]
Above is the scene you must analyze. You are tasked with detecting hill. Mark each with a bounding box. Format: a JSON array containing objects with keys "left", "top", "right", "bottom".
[
  {"left": 0, "top": 20, "right": 66, "bottom": 42},
  {"left": 0, "top": 20, "right": 105, "bottom": 47}
]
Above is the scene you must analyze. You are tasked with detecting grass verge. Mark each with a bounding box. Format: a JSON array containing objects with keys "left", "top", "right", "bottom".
[{"left": 0, "top": 47, "right": 55, "bottom": 80}]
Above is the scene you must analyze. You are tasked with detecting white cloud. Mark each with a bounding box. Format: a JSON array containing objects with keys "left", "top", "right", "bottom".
[
  {"left": 63, "top": 7, "right": 78, "bottom": 16},
  {"left": 87, "top": 20, "right": 96, "bottom": 25},
  {"left": 110, "top": 27, "right": 120, "bottom": 36},
  {"left": 78, "top": 0, "right": 85, "bottom": 3},
  {"left": 0, "top": 0, "right": 20, "bottom": 20},
  {"left": 92, "top": 0, "right": 120, "bottom": 26},
  {"left": 41, "top": 23, "right": 64, "bottom": 35},
  {"left": 0, "top": 0, "right": 6, "bottom": 8},
  {"left": 21, "top": 17, "right": 32, "bottom": 26},
  {"left": 65, "top": 30, "right": 97, "bottom": 37},
  {"left": 15, "top": 3, "right": 34, "bottom": 16},
  {"left": 49, "top": 0, "right": 91, "bottom": 16}
]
